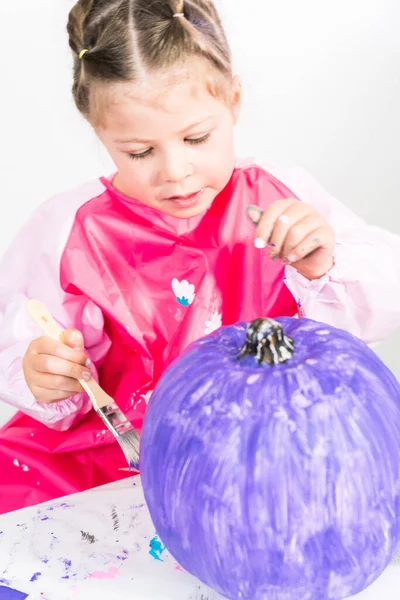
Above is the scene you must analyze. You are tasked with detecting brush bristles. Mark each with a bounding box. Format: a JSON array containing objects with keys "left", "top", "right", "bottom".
[
  {"left": 118, "top": 428, "right": 141, "bottom": 470},
  {"left": 392, "top": 550, "right": 400, "bottom": 565}
]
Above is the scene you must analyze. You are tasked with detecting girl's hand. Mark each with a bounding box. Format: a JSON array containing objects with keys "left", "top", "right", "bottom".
[
  {"left": 247, "top": 199, "right": 335, "bottom": 280},
  {"left": 22, "top": 329, "right": 92, "bottom": 404}
]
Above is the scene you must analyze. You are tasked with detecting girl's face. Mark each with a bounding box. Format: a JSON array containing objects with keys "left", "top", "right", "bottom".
[{"left": 95, "top": 59, "right": 242, "bottom": 219}]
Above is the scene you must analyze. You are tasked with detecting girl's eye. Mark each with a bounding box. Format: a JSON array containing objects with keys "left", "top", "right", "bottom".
[
  {"left": 127, "top": 133, "right": 211, "bottom": 160},
  {"left": 128, "top": 148, "right": 153, "bottom": 160},
  {"left": 186, "top": 133, "right": 211, "bottom": 145}
]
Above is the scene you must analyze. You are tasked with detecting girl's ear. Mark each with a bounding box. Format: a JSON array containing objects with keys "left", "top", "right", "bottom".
[{"left": 230, "top": 75, "right": 242, "bottom": 124}]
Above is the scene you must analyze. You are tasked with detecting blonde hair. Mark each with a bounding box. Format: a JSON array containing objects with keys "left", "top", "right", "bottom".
[{"left": 67, "top": 0, "right": 232, "bottom": 120}]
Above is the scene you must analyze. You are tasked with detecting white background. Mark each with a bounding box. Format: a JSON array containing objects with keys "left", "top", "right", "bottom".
[{"left": 0, "top": 0, "right": 399, "bottom": 426}]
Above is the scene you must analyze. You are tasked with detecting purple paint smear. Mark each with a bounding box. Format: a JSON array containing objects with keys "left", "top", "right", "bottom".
[
  {"left": 60, "top": 558, "right": 73, "bottom": 580},
  {"left": 29, "top": 573, "right": 41, "bottom": 582},
  {"left": 0, "top": 587, "right": 28, "bottom": 600},
  {"left": 116, "top": 549, "right": 129, "bottom": 561},
  {"left": 141, "top": 317, "right": 400, "bottom": 600}
]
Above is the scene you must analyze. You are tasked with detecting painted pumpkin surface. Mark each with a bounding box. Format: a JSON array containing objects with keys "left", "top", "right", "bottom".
[{"left": 141, "top": 317, "right": 400, "bottom": 600}]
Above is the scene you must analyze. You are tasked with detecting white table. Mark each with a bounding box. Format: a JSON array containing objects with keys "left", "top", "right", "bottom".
[{"left": 0, "top": 476, "right": 399, "bottom": 600}]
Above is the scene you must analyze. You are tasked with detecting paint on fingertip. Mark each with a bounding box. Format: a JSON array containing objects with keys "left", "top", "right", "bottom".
[{"left": 85, "top": 358, "right": 92, "bottom": 368}]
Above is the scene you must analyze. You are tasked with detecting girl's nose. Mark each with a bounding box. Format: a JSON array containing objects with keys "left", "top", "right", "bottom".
[{"left": 160, "top": 148, "right": 193, "bottom": 183}]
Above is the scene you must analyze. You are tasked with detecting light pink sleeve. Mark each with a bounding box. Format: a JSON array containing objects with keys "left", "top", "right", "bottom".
[
  {"left": 0, "top": 180, "right": 111, "bottom": 431},
  {"left": 259, "top": 161, "right": 400, "bottom": 343}
]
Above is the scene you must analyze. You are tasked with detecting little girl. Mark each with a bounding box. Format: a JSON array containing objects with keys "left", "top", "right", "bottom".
[{"left": 0, "top": 0, "right": 399, "bottom": 514}]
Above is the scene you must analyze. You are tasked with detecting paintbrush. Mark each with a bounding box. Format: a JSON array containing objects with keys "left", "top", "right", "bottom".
[{"left": 27, "top": 299, "right": 140, "bottom": 470}]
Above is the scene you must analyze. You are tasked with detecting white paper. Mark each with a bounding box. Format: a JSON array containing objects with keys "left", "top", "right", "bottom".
[{"left": 0, "top": 476, "right": 399, "bottom": 600}]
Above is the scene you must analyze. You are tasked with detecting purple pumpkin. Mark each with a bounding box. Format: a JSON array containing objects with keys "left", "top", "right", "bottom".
[{"left": 141, "top": 317, "right": 400, "bottom": 600}]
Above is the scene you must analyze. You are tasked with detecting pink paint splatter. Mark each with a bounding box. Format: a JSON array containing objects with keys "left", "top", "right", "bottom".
[
  {"left": 89, "top": 567, "right": 119, "bottom": 580},
  {"left": 175, "top": 564, "right": 186, "bottom": 573}
]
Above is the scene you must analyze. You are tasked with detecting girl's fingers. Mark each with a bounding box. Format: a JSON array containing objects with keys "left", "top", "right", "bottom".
[
  {"left": 61, "top": 328, "right": 85, "bottom": 351},
  {"left": 35, "top": 336, "right": 89, "bottom": 366},
  {"left": 31, "top": 354, "right": 92, "bottom": 382},
  {"left": 267, "top": 207, "right": 319, "bottom": 259},
  {"left": 285, "top": 225, "right": 334, "bottom": 263},
  {"left": 31, "top": 372, "right": 84, "bottom": 395},
  {"left": 23, "top": 331, "right": 92, "bottom": 404},
  {"left": 247, "top": 200, "right": 335, "bottom": 279},
  {"left": 251, "top": 199, "right": 298, "bottom": 247},
  {"left": 279, "top": 214, "right": 327, "bottom": 260},
  {"left": 31, "top": 385, "right": 81, "bottom": 404}
]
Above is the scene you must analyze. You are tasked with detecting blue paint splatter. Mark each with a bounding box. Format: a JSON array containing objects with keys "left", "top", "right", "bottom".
[
  {"left": 0, "top": 578, "right": 10, "bottom": 585},
  {"left": 42, "top": 559, "right": 49, "bottom": 564},
  {"left": 30, "top": 572, "right": 42, "bottom": 582},
  {"left": 40, "top": 516, "right": 50, "bottom": 521},
  {"left": 149, "top": 533, "right": 166, "bottom": 562}
]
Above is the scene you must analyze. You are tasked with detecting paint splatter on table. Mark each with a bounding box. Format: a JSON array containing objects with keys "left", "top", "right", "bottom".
[
  {"left": 0, "top": 477, "right": 399, "bottom": 600},
  {"left": 0, "top": 477, "right": 222, "bottom": 600},
  {"left": 0, "top": 586, "right": 28, "bottom": 599}
]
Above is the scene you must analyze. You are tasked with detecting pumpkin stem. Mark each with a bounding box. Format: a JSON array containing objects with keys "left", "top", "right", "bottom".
[{"left": 238, "top": 318, "right": 295, "bottom": 365}]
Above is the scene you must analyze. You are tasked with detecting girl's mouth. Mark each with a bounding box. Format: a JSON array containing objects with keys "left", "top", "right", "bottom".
[{"left": 165, "top": 188, "right": 205, "bottom": 208}]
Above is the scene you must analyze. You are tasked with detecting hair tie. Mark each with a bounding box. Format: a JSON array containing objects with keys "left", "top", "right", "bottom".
[
  {"left": 79, "top": 48, "right": 89, "bottom": 60},
  {"left": 173, "top": 13, "right": 185, "bottom": 18}
]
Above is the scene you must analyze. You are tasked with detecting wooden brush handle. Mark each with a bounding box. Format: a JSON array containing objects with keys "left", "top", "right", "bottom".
[
  {"left": 27, "top": 299, "right": 65, "bottom": 340},
  {"left": 26, "top": 299, "right": 113, "bottom": 410}
]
